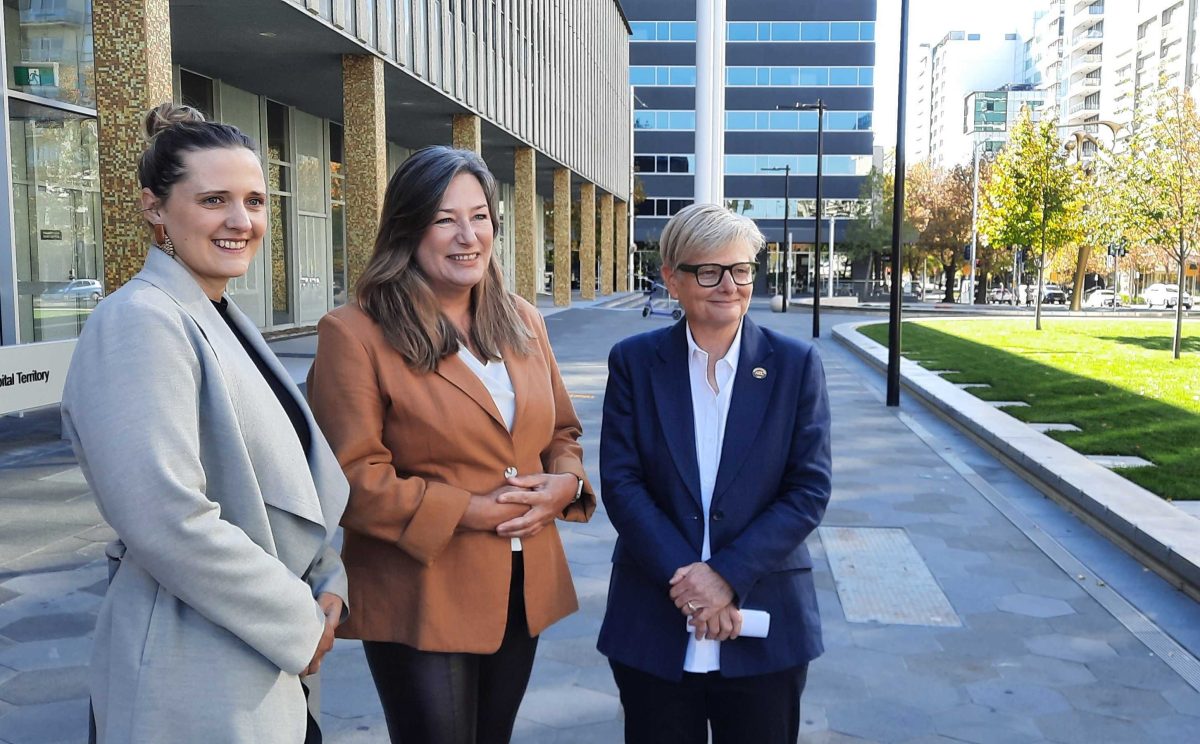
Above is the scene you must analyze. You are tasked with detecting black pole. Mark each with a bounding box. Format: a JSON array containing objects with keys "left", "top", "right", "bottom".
[
  {"left": 782, "top": 164, "right": 790, "bottom": 312},
  {"left": 813, "top": 99, "right": 824, "bottom": 338},
  {"left": 887, "top": 0, "right": 911, "bottom": 407}
]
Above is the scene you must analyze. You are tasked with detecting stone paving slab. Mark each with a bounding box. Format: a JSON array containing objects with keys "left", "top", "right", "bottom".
[{"left": 0, "top": 306, "right": 1199, "bottom": 743}]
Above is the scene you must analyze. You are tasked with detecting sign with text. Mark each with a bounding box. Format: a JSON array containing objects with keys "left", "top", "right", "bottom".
[{"left": 0, "top": 340, "right": 75, "bottom": 415}]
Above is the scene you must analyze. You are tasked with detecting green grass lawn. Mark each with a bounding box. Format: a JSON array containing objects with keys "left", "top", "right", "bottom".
[{"left": 859, "top": 318, "right": 1200, "bottom": 501}]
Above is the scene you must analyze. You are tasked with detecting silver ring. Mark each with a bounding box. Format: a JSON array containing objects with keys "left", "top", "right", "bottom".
[{"left": 686, "top": 600, "right": 698, "bottom": 612}]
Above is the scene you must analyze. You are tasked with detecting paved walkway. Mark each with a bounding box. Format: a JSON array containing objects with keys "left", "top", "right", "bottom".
[{"left": 1, "top": 303, "right": 1199, "bottom": 742}]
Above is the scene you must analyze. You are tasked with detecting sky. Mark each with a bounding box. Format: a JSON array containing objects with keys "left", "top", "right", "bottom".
[{"left": 874, "top": 0, "right": 1041, "bottom": 147}]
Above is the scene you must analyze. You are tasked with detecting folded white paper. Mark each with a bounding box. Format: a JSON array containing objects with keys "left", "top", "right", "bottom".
[{"left": 685, "top": 609, "right": 770, "bottom": 639}]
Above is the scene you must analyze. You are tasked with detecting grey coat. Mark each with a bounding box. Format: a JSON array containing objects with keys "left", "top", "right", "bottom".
[{"left": 61, "top": 249, "right": 349, "bottom": 743}]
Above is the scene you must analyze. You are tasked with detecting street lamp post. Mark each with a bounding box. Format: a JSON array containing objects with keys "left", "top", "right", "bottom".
[
  {"left": 779, "top": 99, "right": 827, "bottom": 338},
  {"left": 887, "top": 0, "right": 912, "bottom": 407},
  {"left": 762, "top": 164, "right": 792, "bottom": 311}
]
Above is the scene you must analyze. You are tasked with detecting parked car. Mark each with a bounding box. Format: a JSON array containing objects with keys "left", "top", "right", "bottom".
[
  {"left": 1025, "top": 283, "right": 1067, "bottom": 304},
  {"left": 1143, "top": 283, "right": 1194, "bottom": 310},
  {"left": 39, "top": 279, "right": 103, "bottom": 303},
  {"left": 1083, "top": 288, "right": 1120, "bottom": 308},
  {"left": 988, "top": 286, "right": 1016, "bottom": 305}
]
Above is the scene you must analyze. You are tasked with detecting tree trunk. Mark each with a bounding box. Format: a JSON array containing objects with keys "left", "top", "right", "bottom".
[
  {"left": 1175, "top": 234, "right": 1187, "bottom": 360},
  {"left": 975, "top": 270, "right": 989, "bottom": 305},
  {"left": 1070, "top": 245, "right": 1091, "bottom": 311},
  {"left": 1036, "top": 218, "right": 1047, "bottom": 331},
  {"left": 942, "top": 263, "right": 957, "bottom": 303}
]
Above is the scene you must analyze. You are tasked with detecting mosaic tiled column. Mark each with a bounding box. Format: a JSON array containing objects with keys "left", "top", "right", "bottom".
[
  {"left": 452, "top": 114, "right": 482, "bottom": 153},
  {"left": 599, "top": 193, "right": 614, "bottom": 296},
  {"left": 343, "top": 54, "right": 387, "bottom": 295},
  {"left": 615, "top": 200, "right": 629, "bottom": 292},
  {"left": 579, "top": 183, "right": 596, "bottom": 300},
  {"left": 553, "top": 168, "right": 572, "bottom": 307},
  {"left": 514, "top": 147, "right": 537, "bottom": 303},
  {"left": 93, "top": 0, "right": 173, "bottom": 293}
]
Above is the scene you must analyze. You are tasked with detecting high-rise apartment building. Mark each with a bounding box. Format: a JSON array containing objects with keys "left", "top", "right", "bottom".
[
  {"left": 1118, "top": 0, "right": 1200, "bottom": 129},
  {"left": 907, "top": 30, "right": 1025, "bottom": 169},
  {"left": 625, "top": 0, "right": 877, "bottom": 292}
]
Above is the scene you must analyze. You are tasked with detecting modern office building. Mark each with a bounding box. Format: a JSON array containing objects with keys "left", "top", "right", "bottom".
[
  {"left": 624, "top": 0, "right": 877, "bottom": 293},
  {"left": 0, "top": 0, "right": 632, "bottom": 352},
  {"left": 908, "top": 30, "right": 1025, "bottom": 168}
]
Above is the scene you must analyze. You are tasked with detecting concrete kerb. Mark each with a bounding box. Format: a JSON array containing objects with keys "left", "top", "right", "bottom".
[{"left": 832, "top": 319, "right": 1200, "bottom": 601}]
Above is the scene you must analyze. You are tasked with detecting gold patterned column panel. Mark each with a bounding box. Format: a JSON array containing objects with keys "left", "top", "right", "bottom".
[
  {"left": 452, "top": 114, "right": 482, "bottom": 153},
  {"left": 599, "top": 193, "right": 614, "bottom": 296},
  {"left": 615, "top": 200, "right": 629, "bottom": 293},
  {"left": 514, "top": 147, "right": 537, "bottom": 303},
  {"left": 93, "top": 0, "right": 174, "bottom": 293},
  {"left": 579, "top": 183, "right": 596, "bottom": 300},
  {"left": 342, "top": 54, "right": 388, "bottom": 295},
  {"left": 553, "top": 168, "right": 571, "bottom": 307}
]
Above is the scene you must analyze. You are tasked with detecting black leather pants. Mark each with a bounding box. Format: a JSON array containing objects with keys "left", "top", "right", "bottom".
[{"left": 362, "top": 552, "right": 539, "bottom": 744}]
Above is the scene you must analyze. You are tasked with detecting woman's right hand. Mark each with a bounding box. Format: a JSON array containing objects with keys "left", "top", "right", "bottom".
[{"left": 459, "top": 486, "right": 533, "bottom": 531}]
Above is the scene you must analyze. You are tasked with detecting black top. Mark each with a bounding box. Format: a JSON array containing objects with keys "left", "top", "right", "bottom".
[{"left": 211, "top": 298, "right": 312, "bottom": 457}]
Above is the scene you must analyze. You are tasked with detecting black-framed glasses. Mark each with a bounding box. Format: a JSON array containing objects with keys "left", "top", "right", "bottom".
[{"left": 676, "top": 262, "right": 757, "bottom": 287}]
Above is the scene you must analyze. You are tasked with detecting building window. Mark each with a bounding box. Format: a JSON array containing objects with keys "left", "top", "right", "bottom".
[
  {"left": 329, "top": 123, "right": 347, "bottom": 307},
  {"left": 630, "top": 21, "right": 696, "bottom": 42},
  {"left": 3, "top": 0, "right": 96, "bottom": 107},
  {"left": 633, "top": 154, "right": 695, "bottom": 174},
  {"left": 179, "top": 69, "right": 214, "bottom": 119},
  {"left": 727, "top": 21, "right": 874, "bottom": 42},
  {"left": 633, "top": 110, "right": 696, "bottom": 130},
  {"left": 630, "top": 66, "right": 696, "bottom": 87},
  {"left": 9, "top": 98, "right": 102, "bottom": 343},
  {"left": 726, "top": 66, "right": 873, "bottom": 87},
  {"left": 266, "top": 100, "right": 294, "bottom": 326}
]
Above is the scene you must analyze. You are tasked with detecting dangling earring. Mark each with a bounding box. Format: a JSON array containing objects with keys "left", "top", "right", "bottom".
[{"left": 153, "top": 224, "right": 175, "bottom": 257}]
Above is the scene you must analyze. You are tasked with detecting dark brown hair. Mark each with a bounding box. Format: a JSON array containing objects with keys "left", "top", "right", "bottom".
[
  {"left": 355, "top": 146, "right": 532, "bottom": 372},
  {"left": 138, "top": 102, "right": 257, "bottom": 199}
]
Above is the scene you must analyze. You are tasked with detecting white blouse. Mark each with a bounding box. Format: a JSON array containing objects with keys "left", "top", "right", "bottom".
[{"left": 457, "top": 348, "right": 521, "bottom": 551}]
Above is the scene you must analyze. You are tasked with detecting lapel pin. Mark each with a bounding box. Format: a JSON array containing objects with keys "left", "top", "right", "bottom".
[{"left": 752, "top": 367, "right": 767, "bottom": 379}]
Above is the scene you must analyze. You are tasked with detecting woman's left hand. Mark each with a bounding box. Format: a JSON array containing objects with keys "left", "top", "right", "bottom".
[
  {"left": 495, "top": 473, "right": 579, "bottom": 539},
  {"left": 302, "top": 592, "right": 343, "bottom": 676}
]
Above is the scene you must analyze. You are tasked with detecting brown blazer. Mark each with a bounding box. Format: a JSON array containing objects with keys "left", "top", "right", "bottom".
[{"left": 306, "top": 297, "right": 595, "bottom": 653}]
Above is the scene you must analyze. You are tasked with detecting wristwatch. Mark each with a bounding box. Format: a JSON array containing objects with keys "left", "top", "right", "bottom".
[{"left": 570, "top": 475, "right": 584, "bottom": 504}]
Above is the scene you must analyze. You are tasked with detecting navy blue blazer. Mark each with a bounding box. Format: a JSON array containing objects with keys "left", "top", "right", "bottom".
[{"left": 597, "top": 316, "right": 832, "bottom": 681}]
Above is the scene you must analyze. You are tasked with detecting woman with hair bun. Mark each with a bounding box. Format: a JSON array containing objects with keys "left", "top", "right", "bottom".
[
  {"left": 61, "top": 102, "right": 349, "bottom": 743},
  {"left": 307, "top": 145, "right": 594, "bottom": 744}
]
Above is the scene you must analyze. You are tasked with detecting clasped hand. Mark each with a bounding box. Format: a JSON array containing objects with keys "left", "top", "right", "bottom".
[
  {"left": 670, "top": 563, "right": 742, "bottom": 641},
  {"left": 302, "top": 592, "right": 343, "bottom": 676},
  {"left": 460, "top": 473, "right": 577, "bottom": 539}
]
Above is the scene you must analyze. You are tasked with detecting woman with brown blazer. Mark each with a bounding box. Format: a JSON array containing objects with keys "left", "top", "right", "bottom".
[{"left": 307, "top": 146, "right": 594, "bottom": 744}]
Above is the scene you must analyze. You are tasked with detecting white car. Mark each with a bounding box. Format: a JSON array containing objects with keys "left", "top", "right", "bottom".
[
  {"left": 1084, "top": 289, "right": 1119, "bottom": 308},
  {"left": 1144, "top": 283, "right": 1193, "bottom": 310}
]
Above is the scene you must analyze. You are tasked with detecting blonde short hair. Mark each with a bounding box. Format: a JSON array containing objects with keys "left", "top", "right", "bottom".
[{"left": 659, "top": 203, "right": 765, "bottom": 270}]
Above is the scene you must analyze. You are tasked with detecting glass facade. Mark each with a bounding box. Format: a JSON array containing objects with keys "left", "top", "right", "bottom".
[
  {"left": 8, "top": 99, "right": 101, "bottom": 343},
  {"left": 633, "top": 153, "right": 695, "bottom": 175},
  {"left": 727, "top": 21, "right": 875, "bottom": 42},
  {"left": 3, "top": 0, "right": 95, "bottom": 107},
  {"left": 725, "top": 110, "right": 873, "bottom": 131},
  {"left": 725, "top": 154, "right": 873, "bottom": 177},
  {"left": 726, "top": 66, "right": 874, "bottom": 87},
  {"left": 629, "top": 21, "right": 697, "bottom": 42},
  {"left": 633, "top": 110, "right": 696, "bottom": 130},
  {"left": 630, "top": 66, "right": 696, "bottom": 87}
]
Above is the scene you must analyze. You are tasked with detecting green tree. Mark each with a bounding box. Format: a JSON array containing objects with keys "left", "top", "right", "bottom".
[
  {"left": 978, "top": 110, "right": 1084, "bottom": 329},
  {"left": 1118, "top": 86, "right": 1200, "bottom": 359},
  {"left": 845, "top": 155, "right": 920, "bottom": 291}
]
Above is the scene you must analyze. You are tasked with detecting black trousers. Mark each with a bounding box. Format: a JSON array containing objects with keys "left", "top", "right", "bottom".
[
  {"left": 610, "top": 659, "right": 809, "bottom": 744},
  {"left": 362, "top": 552, "right": 538, "bottom": 744}
]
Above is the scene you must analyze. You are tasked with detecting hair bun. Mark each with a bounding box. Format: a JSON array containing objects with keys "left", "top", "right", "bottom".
[{"left": 143, "top": 102, "right": 206, "bottom": 142}]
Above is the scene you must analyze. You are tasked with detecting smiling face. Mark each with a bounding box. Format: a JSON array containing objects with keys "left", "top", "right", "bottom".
[
  {"left": 662, "top": 238, "right": 757, "bottom": 336},
  {"left": 140, "top": 147, "right": 267, "bottom": 300},
  {"left": 414, "top": 172, "right": 495, "bottom": 303}
]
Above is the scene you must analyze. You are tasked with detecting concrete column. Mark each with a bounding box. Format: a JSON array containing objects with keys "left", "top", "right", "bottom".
[
  {"left": 342, "top": 54, "right": 388, "bottom": 295},
  {"left": 514, "top": 147, "right": 538, "bottom": 303},
  {"left": 452, "top": 113, "right": 482, "bottom": 153},
  {"left": 695, "top": 0, "right": 726, "bottom": 203},
  {"left": 599, "top": 193, "right": 614, "bottom": 295},
  {"left": 553, "top": 168, "right": 572, "bottom": 307},
  {"left": 579, "top": 183, "right": 596, "bottom": 300},
  {"left": 615, "top": 200, "right": 629, "bottom": 292},
  {"left": 93, "top": 0, "right": 173, "bottom": 293}
]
